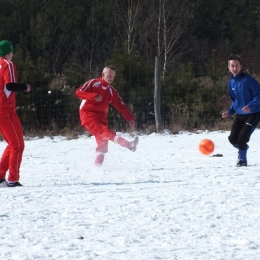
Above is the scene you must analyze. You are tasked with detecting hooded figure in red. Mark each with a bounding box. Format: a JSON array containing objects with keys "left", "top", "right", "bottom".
[{"left": 75, "top": 66, "right": 138, "bottom": 166}]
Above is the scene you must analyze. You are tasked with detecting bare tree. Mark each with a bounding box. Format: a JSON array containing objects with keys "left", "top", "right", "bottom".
[
  {"left": 145, "top": 0, "right": 194, "bottom": 76},
  {"left": 114, "top": 0, "right": 142, "bottom": 54},
  {"left": 143, "top": 0, "right": 194, "bottom": 131}
]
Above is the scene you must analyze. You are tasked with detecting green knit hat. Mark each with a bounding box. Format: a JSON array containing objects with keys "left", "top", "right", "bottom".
[{"left": 0, "top": 40, "right": 14, "bottom": 57}]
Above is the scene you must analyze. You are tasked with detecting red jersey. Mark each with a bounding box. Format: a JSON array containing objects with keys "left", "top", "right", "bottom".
[
  {"left": 75, "top": 77, "right": 134, "bottom": 124},
  {"left": 0, "top": 58, "right": 17, "bottom": 112}
]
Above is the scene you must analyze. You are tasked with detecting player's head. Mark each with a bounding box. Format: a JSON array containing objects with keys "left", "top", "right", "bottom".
[
  {"left": 228, "top": 54, "right": 242, "bottom": 77},
  {"left": 102, "top": 66, "right": 116, "bottom": 84},
  {"left": 0, "top": 40, "right": 14, "bottom": 60}
]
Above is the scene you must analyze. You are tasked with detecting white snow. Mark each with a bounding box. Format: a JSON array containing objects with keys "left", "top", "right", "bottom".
[{"left": 1, "top": 130, "right": 260, "bottom": 260}]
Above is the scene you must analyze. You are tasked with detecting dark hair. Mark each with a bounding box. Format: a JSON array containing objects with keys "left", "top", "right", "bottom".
[{"left": 228, "top": 54, "right": 242, "bottom": 64}]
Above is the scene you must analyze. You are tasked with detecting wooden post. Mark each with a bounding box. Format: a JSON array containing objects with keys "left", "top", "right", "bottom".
[{"left": 154, "top": 56, "right": 162, "bottom": 132}]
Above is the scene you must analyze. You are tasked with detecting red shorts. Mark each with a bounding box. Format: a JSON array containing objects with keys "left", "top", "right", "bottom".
[{"left": 83, "top": 118, "right": 116, "bottom": 153}]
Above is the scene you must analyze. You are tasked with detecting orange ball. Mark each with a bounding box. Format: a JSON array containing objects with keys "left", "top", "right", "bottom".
[{"left": 199, "top": 139, "right": 215, "bottom": 155}]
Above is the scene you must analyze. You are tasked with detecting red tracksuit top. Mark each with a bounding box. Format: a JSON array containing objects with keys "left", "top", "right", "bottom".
[
  {"left": 0, "top": 58, "right": 17, "bottom": 113},
  {"left": 75, "top": 77, "right": 135, "bottom": 125}
]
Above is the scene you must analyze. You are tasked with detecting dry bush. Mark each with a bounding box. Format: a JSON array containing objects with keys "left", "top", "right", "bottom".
[
  {"left": 211, "top": 117, "right": 233, "bottom": 131},
  {"left": 140, "top": 124, "right": 156, "bottom": 135},
  {"left": 168, "top": 123, "right": 185, "bottom": 134}
]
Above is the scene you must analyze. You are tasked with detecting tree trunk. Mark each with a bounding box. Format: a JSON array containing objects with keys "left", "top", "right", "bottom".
[{"left": 154, "top": 56, "right": 162, "bottom": 132}]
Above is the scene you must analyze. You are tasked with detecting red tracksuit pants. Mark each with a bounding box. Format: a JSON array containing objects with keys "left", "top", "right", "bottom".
[
  {"left": 0, "top": 112, "right": 25, "bottom": 182},
  {"left": 83, "top": 118, "right": 129, "bottom": 154}
]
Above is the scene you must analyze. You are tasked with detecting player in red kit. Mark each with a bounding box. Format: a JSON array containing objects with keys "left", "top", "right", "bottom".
[
  {"left": 0, "top": 40, "right": 31, "bottom": 187},
  {"left": 75, "top": 66, "right": 138, "bottom": 167}
]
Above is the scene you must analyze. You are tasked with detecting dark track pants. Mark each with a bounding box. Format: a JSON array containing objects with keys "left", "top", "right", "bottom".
[{"left": 228, "top": 113, "right": 260, "bottom": 150}]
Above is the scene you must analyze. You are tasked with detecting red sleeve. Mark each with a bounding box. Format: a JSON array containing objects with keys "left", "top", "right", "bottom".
[
  {"left": 110, "top": 87, "right": 135, "bottom": 122},
  {"left": 75, "top": 79, "right": 98, "bottom": 101},
  {"left": 3, "top": 60, "right": 17, "bottom": 83}
]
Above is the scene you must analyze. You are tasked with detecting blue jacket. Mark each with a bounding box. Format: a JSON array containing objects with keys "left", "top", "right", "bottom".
[{"left": 227, "top": 72, "right": 260, "bottom": 115}]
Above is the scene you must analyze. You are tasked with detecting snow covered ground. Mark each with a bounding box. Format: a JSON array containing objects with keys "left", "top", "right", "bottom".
[{"left": 1, "top": 130, "right": 260, "bottom": 260}]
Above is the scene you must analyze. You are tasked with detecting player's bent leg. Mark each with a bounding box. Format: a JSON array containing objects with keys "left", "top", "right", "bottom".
[
  {"left": 84, "top": 121, "right": 116, "bottom": 166},
  {"left": 84, "top": 120, "right": 116, "bottom": 142}
]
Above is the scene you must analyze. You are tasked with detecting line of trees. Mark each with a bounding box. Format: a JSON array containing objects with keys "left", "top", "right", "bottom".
[{"left": 1, "top": 0, "right": 260, "bottom": 134}]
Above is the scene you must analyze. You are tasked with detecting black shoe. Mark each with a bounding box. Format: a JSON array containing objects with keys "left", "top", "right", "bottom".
[
  {"left": 236, "top": 160, "right": 247, "bottom": 167},
  {"left": 7, "top": 182, "right": 23, "bottom": 187},
  {"left": 0, "top": 179, "right": 6, "bottom": 184}
]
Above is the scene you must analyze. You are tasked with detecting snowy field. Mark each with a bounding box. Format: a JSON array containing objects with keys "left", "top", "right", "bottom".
[{"left": 1, "top": 130, "right": 260, "bottom": 260}]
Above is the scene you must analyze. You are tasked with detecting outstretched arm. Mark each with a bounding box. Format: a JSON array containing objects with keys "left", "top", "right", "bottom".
[{"left": 110, "top": 87, "right": 135, "bottom": 122}]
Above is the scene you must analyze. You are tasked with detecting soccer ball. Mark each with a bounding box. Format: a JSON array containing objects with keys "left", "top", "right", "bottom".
[{"left": 199, "top": 139, "right": 214, "bottom": 155}]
